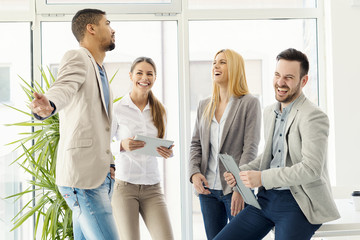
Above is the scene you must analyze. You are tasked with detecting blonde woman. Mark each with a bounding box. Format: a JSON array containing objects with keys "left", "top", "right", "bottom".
[
  {"left": 189, "top": 49, "right": 261, "bottom": 239},
  {"left": 111, "top": 57, "right": 173, "bottom": 240}
]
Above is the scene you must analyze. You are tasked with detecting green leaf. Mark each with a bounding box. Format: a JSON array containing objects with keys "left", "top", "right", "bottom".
[{"left": 109, "top": 68, "right": 119, "bottom": 84}]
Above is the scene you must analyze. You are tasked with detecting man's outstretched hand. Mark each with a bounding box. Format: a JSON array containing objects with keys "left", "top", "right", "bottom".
[{"left": 30, "top": 92, "right": 54, "bottom": 118}]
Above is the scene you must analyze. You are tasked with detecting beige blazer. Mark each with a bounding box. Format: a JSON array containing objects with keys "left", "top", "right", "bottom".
[
  {"left": 46, "top": 47, "right": 114, "bottom": 189},
  {"left": 241, "top": 93, "right": 340, "bottom": 224},
  {"left": 189, "top": 94, "right": 261, "bottom": 195}
]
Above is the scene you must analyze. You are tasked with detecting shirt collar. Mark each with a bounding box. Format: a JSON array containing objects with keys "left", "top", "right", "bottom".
[
  {"left": 275, "top": 97, "right": 298, "bottom": 116},
  {"left": 122, "top": 92, "right": 150, "bottom": 111},
  {"left": 211, "top": 97, "right": 234, "bottom": 122}
]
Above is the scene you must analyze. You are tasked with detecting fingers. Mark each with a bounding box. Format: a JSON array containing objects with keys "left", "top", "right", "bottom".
[
  {"left": 239, "top": 171, "right": 262, "bottom": 188},
  {"left": 231, "top": 201, "right": 239, "bottom": 216},
  {"left": 110, "top": 167, "right": 115, "bottom": 179},
  {"left": 224, "top": 172, "right": 236, "bottom": 187},
  {"left": 192, "top": 173, "right": 211, "bottom": 195},
  {"left": 194, "top": 180, "right": 207, "bottom": 194},
  {"left": 31, "top": 105, "right": 53, "bottom": 116},
  {"left": 202, "top": 177, "right": 209, "bottom": 189},
  {"left": 129, "top": 140, "right": 145, "bottom": 150},
  {"left": 228, "top": 178, "right": 236, "bottom": 187},
  {"left": 121, "top": 138, "right": 144, "bottom": 151},
  {"left": 33, "top": 92, "right": 43, "bottom": 99},
  {"left": 30, "top": 92, "right": 54, "bottom": 117},
  {"left": 156, "top": 146, "right": 173, "bottom": 159},
  {"left": 231, "top": 194, "right": 239, "bottom": 216},
  {"left": 239, "top": 174, "right": 250, "bottom": 188},
  {"left": 198, "top": 186, "right": 211, "bottom": 195},
  {"left": 231, "top": 192, "right": 244, "bottom": 216}
]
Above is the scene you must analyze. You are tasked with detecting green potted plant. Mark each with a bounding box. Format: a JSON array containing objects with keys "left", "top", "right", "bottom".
[
  {"left": 4, "top": 67, "right": 72, "bottom": 240},
  {"left": 4, "top": 67, "right": 119, "bottom": 240}
]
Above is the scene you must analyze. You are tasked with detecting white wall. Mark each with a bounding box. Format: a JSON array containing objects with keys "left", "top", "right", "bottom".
[{"left": 327, "top": 0, "right": 360, "bottom": 190}]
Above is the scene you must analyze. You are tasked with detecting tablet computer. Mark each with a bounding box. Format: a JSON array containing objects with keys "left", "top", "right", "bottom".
[
  {"left": 133, "top": 135, "right": 174, "bottom": 157},
  {"left": 219, "top": 153, "right": 261, "bottom": 210}
]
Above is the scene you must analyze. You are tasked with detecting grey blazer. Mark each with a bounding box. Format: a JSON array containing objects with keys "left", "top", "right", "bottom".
[
  {"left": 46, "top": 47, "right": 114, "bottom": 189},
  {"left": 189, "top": 94, "right": 261, "bottom": 195},
  {"left": 241, "top": 93, "right": 340, "bottom": 224}
]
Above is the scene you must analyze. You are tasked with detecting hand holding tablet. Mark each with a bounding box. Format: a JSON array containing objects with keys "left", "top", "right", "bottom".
[
  {"left": 133, "top": 135, "right": 174, "bottom": 157},
  {"left": 219, "top": 153, "right": 261, "bottom": 210}
]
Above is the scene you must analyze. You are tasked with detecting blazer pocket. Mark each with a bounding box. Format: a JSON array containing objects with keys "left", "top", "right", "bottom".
[
  {"left": 66, "top": 138, "right": 93, "bottom": 150},
  {"left": 303, "top": 180, "right": 325, "bottom": 188}
]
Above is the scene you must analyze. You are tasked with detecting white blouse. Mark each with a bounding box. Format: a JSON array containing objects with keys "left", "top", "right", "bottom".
[
  {"left": 206, "top": 98, "right": 233, "bottom": 190},
  {"left": 111, "top": 93, "right": 163, "bottom": 185}
]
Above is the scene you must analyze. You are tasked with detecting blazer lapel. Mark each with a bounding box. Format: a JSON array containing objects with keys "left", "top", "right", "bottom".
[
  {"left": 201, "top": 108, "right": 211, "bottom": 167},
  {"left": 282, "top": 93, "right": 305, "bottom": 166},
  {"left": 284, "top": 93, "right": 306, "bottom": 135},
  {"left": 219, "top": 97, "right": 241, "bottom": 150}
]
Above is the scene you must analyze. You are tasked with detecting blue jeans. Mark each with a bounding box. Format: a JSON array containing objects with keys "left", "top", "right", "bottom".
[
  {"left": 58, "top": 172, "right": 119, "bottom": 240},
  {"left": 213, "top": 189, "right": 322, "bottom": 240},
  {"left": 199, "top": 189, "right": 234, "bottom": 240}
]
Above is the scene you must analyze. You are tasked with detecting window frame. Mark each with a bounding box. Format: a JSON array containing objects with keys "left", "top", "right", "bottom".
[{"left": 35, "top": 0, "right": 181, "bottom": 14}]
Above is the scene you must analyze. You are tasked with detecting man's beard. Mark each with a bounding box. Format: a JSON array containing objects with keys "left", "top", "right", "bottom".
[
  {"left": 275, "top": 81, "right": 301, "bottom": 104},
  {"left": 107, "top": 42, "right": 115, "bottom": 51}
]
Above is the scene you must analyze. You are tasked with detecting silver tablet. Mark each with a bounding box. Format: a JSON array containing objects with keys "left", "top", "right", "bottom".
[
  {"left": 219, "top": 153, "right": 261, "bottom": 210},
  {"left": 133, "top": 135, "right": 174, "bottom": 157}
]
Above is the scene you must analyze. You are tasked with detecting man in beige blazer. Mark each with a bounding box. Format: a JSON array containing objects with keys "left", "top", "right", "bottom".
[
  {"left": 215, "top": 48, "right": 340, "bottom": 240},
  {"left": 30, "top": 9, "right": 119, "bottom": 240}
]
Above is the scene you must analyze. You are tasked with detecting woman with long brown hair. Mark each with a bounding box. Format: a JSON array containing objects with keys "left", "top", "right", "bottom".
[{"left": 111, "top": 57, "right": 173, "bottom": 240}]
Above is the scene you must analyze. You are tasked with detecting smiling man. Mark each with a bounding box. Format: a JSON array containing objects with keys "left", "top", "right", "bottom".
[{"left": 215, "top": 48, "right": 340, "bottom": 240}]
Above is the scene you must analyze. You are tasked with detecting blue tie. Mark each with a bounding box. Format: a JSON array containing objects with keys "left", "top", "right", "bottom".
[{"left": 97, "top": 65, "right": 109, "bottom": 114}]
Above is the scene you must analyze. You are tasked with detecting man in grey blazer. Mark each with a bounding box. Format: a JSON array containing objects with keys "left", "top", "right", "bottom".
[
  {"left": 215, "top": 48, "right": 340, "bottom": 240},
  {"left": 30, "top": 9, "right": 119, "bottom": 240}
]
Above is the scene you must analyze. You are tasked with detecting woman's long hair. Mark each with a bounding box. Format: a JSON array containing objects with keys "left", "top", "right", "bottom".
[
  {"left": 203, "top": 49, "right": 249, "bottom": 124},
  {"left": 130, "top": 57, "right": 166, "bottom": 138}
]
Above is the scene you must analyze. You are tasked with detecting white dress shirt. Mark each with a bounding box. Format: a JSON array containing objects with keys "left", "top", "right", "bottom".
[
  {"left": 111, "top": 93, "right": 163, "bottom": 185},
  {"left": 206, "top": 98, "right": 233, "bottom": 190}
]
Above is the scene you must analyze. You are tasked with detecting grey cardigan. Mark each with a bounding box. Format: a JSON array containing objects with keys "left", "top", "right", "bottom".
[{"left": 189, "top": 94, "right": 261, "bottom": 195}]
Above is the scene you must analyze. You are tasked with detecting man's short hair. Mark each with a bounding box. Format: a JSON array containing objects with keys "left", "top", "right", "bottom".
[
  {"left": 276, "top": 48, "right": 309, "bottom": 79},
  {"left": 72, "top": 8, "right": 106, "bottom": 42}
]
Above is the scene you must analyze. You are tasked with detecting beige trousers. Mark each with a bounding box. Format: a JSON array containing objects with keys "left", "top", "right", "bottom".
[{"left": 111, "top": 180, "right": 174, "bottom": 240}]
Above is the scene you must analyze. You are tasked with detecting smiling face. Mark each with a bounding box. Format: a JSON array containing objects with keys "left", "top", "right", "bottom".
[
  {"left": 273, "top": 59, "right": 308, "bottom": 108},
  {"left": 212, "top": 52, "right": 229, "bottom": 87},
  {"left": 130, "top": 61, "right": 156, "bottom": 94}
]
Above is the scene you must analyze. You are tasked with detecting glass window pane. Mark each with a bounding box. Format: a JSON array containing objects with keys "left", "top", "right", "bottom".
[
  {"left": 0, "top": 22, "right": 33, "bottom": 240},
  {"left": 0, "top": 0, "right": 31, "bottom": 11},
  {"left": 41, "top": 20, "right": 180, "bottom": 239},
  {"left": 189, "top": 0, "right": 316, "bottom": 9},
  {"left": 189, "top": 19, "right": 318, "bottom": 239}
]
